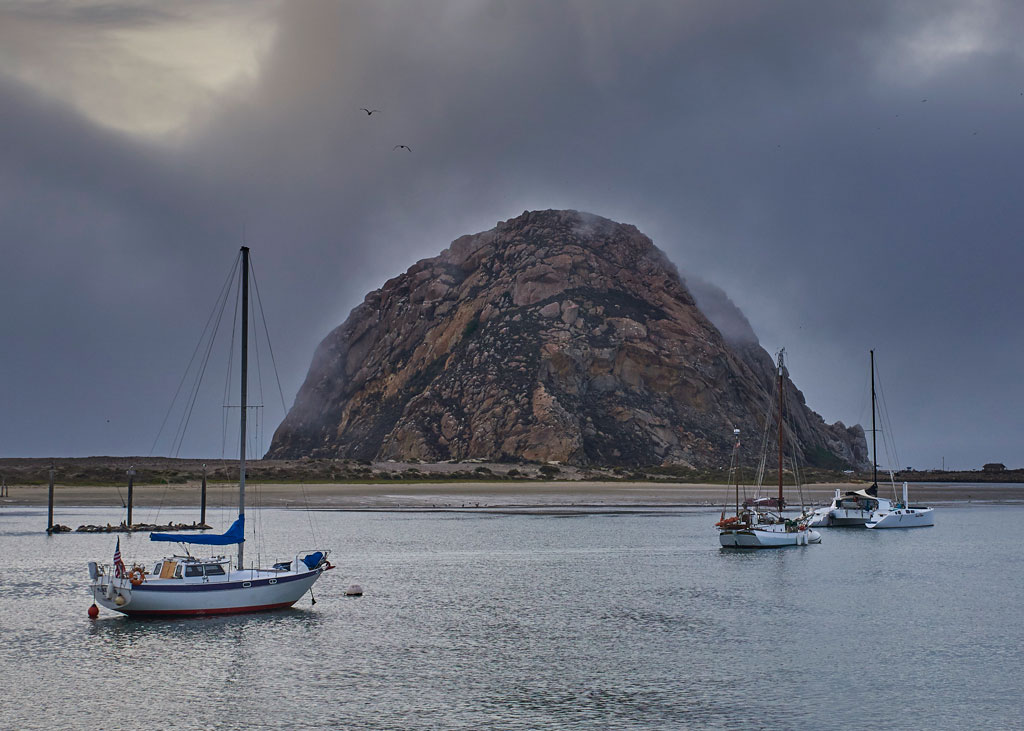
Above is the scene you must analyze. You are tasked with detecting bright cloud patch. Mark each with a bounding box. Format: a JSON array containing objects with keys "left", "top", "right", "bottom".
[{"left": 0, "top": 0, "right": 278, "bottom": 138}]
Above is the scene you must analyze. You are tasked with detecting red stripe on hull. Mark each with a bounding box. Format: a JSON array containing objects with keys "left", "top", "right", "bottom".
[{"left": 121, "top": 600, "right": 297, "bottom": 617}]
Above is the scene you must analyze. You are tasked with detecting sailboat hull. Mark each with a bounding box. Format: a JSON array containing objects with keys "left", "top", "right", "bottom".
[
  {"left": 91, "top": 568, "right": 325, "bottom": 617},
  {"left": 719, "top": 526, "right": 822, "bottom": 548},
  {"left": 866, "top": 507, "right": 934, "bottom": 529},
  {"left": 823, "top": 509, "right": 872, "bottom": 526},
  {"left": 807, "top": 508, "right": 872, "bottom": 527}
]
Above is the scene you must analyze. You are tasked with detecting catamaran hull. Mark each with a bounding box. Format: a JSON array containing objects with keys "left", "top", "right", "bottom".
[
  {"left": 866, "top": 507, "right": 934, "bottom": 529},
  {"left": 91, "top": 569, "right": 324, "bottom": 616},
  {"left": 806, "top": 508, "right": 831, "bottom": 527},
  {"left": 806, "top": 509, "right": 871, "bottom": 527},
  {"left": 719, "top": 527, "right": 822, "bottom": 548},
  {"left": 807, "top": 504, "right": 877, "bottom": 527},
  {"left": 824, "top": 508, "right": 873, "bottom": 526}
]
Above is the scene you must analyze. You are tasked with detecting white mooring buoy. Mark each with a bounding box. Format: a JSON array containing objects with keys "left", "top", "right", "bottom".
[{"left": 345, "top": 584, "right": 363, "bottom": 597}]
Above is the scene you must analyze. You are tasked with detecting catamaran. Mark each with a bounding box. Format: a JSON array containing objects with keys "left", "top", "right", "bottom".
[
  {"left": 866, "top": 480, "right": 934, "bottom": 528},
  {"left": 717, "top": 350, "right": 822, "bottom": 548},
  {"left": 807, "top": 487, "right": 895, "bottom": 527},
  {"left": 88, "top": 247, "right": 332, "bottom": 616},
  {"left": 807, "top": 350, "right": 933, "bottom": 529}
]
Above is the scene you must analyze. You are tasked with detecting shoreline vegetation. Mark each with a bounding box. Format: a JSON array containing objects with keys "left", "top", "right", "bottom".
[
  {"left": 0, "top": 456, "right": 1020, "bottom": 487},
  {"left": 1, "top": 457, "right": 1022, "bottom": 509}
]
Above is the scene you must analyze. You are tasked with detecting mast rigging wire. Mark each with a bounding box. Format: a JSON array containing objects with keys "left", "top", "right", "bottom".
[
  {"left": 249, "top": 258, "right": 290, "bottom": 414},
  {"left": 873, "top": 355, "right": 902, "bottom": 500},
  {"left": 222, "top": 265, "right": 242, "bottom": 458},
  {"left": 150, "top": 254, "right": 240, "bottom": 457}
]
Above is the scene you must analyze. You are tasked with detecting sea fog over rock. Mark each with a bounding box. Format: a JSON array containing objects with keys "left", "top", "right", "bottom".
[{"left": 267, "top": 210, "right": 867, "bottom": 469}]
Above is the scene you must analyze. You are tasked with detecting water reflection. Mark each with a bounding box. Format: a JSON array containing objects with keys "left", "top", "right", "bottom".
[
  {"left": 86, "top": 606, "right": 323, "bottom": 639},
  {"left": 1, "top": 506, "right": 1022, "bottom": 730}
]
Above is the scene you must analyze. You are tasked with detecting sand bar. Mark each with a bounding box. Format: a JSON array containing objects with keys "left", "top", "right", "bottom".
[{"left": 2, "top": 481, "right": 1021, "bottom": 511}]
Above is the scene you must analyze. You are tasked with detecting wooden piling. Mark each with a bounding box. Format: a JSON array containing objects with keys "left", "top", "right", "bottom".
[
  {"left": 127, "top": 466, "right": 135, "bottom": 527},
  {"left": 47, "top": 464, "right": 54, "bottom": 534},
  {"left": 201, "top": 463, "right": 207, "bottom": 526}
]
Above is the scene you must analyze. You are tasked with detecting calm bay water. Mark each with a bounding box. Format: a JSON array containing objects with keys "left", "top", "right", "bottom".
[{"left": 1, "top": 503, "right": 1021, "bottom": 729}]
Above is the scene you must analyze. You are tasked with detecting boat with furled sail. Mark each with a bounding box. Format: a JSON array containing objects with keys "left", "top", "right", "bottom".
[
  {"left": 717, "top": 350, "right": 821, "bottom": 548},
  {"left": 87, "top": 247, "right": 332, "bottom": 616},
  {"left": 807, "top": 350, "right": 934, "bottom": 529},
  {"left": 866, "top": 480, "right": 934, "bottom": 528}
]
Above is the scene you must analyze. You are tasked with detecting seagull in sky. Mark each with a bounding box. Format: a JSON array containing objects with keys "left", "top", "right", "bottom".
[
  {"left": 393, "top": 144, "right": 412, "bottom": 151},
  {"left": 360, "top": 108, "right": 381, "bottom": 115}
]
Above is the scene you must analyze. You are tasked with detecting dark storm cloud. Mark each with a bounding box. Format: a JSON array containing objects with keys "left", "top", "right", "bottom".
[
  {"left": 0, "top": 74, "right": 246, "bottom": 457},
  {"left": 2, "top": 0, "right": 1021, "bottom": 469}
]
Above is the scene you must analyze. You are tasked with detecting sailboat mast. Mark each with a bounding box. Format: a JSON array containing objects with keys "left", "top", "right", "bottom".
[
  {"left": 238, "top": 246, "right": 249, "bottom": 570},
  {"left": 871, "top": 349, "right": 877, "bottom": 490},
  {"left": 734, "top": 430, "right": 740, "bottom": 517},
  {"left": 777, "top": 351, "right": 784, "bottom": 508}
]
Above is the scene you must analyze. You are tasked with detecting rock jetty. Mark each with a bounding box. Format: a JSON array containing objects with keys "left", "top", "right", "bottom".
[{"left": 74, "top": 521, "right": 212, "bottom": 534}]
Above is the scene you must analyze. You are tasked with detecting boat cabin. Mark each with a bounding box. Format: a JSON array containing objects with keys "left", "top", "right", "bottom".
[
  {"left": 153, "top": 560, "right": 183, "bottom": 579},
  {"left": 150, "top": 556, "right": 231, "bottom": 581},
  {"left": 839, "top": 489, "right": 882, "bottom": 512}
]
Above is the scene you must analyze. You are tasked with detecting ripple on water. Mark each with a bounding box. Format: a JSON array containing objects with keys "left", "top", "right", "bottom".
[{"left": 0, "top": 507, "right": 1022, "bottom": 729}]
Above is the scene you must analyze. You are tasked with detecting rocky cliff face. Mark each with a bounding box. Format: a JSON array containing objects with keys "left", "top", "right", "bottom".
[{"left": 267, "top": 210, "right": 868, "bottom": 469}]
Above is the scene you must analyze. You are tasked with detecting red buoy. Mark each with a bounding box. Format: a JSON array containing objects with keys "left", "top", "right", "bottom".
[{"left": 88, "top": 604, "right": 99, "bottom": 619}]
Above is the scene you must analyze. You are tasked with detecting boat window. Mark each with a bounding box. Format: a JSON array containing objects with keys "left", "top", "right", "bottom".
[
  {"left": 174, "top": 565, "right": 183, "bottom": 578},
  {"left": 153, "top": 563, "right": 162, "bottom": 575},
  {"left": 204, "top": 564, "right": 226, "bottom": 576},
  {"left": 184, "top": 565, "right": 204, "bottom": 578}
]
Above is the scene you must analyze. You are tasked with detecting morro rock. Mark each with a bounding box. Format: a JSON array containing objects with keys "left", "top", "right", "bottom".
[{"left": 267, "top": 210, "right": 867, "bottom": 469}]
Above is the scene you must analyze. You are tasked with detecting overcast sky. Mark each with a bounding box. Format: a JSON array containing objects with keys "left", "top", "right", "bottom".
[{"left": 1, "top": 0, "right": 1021, "bottom": 470}]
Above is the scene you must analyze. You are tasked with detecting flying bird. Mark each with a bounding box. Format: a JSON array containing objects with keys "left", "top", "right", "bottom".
[
  {"left": 393, "top": 144, "right": 412, "bottom": 151},
  {"left": 360, "top": 108, "right": 381, "bottom": 115}
]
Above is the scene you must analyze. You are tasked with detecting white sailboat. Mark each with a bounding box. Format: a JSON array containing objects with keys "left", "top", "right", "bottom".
[
  {"left": 807, "top": 350, "right": 934, "bottom": 530},
  {"left": 807, "top": 349, "right": 890, "bottom": 527},
  {"left": 718, "top": 350, "right": 822, "bottom": 548},
  {"left": 88, "top": 247, "right": 333, "bottom": 616},
  {"left": 806, "top": 487, "right": 896, "bottom": 527},
  {"left": 866, "top": 480, "right": 934, "bottom": 528}
]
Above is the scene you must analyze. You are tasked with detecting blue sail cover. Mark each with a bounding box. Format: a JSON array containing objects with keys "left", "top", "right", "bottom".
[
  {"left": 301, "top": 552, "right": 325, "bottom": 570},
  {"left": 151, "top": 515, "right": 245, "bottom": 545}
]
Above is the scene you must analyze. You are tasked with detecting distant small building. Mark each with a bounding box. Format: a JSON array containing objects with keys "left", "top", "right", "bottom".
[{"left": 982, "top": 463, "right": 1006, "bottom": 473}]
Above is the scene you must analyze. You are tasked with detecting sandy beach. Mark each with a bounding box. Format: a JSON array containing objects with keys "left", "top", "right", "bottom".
[{"left": 3, "top": 480, "right": 1021, "bottom": 511}]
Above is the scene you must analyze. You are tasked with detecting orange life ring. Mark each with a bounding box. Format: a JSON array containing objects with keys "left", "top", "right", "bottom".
[{"left": 128, "top": 567, "right": 145, "bottom": 586}]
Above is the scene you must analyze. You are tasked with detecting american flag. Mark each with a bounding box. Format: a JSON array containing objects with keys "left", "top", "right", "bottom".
[{"left": 113, "top": 538, "right": 126, "bottom": 578}]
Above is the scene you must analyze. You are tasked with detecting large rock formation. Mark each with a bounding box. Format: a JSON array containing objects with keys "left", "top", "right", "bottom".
[{"left": 267, "top": 210, "right": 867, "bottom": 469}]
